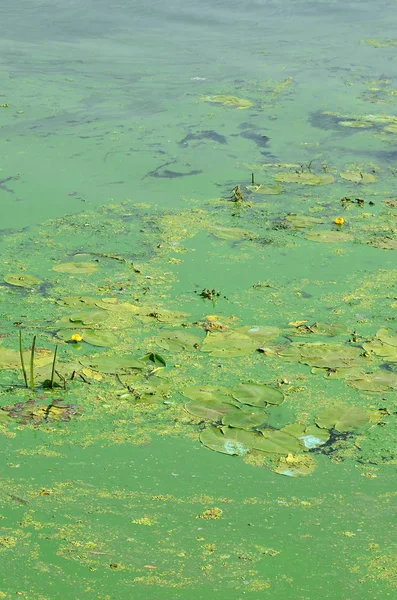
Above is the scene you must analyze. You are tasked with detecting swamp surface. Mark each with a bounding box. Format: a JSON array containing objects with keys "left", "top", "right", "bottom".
[{"left": 0, "top": 1, "right": 396, "bottom": 598}]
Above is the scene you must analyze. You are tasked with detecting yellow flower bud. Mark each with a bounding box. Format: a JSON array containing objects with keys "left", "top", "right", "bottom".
[
  {"left": 334, "top": 217, "right": 345, "bottom": 226},
  {"left": 71, "top": 333, "right": 83, "bottom": 342}
]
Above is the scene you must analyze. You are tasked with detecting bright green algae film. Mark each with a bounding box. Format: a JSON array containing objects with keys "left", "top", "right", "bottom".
[{"left": 1, "top": 1, "right": 397, "bottom": 598}]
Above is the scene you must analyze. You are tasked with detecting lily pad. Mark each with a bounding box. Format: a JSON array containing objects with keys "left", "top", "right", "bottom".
[
  {"left": 208, "top": 226, "right": 252, "bottom": 241},
  {"left": 284, "top": 215, "right": 325, "bottom": 229},
  {"left": 200, "top": 95, "right": 252, "bottom": 109},
  {"left": 305, "top": 231, "right": 353, "bottom": 243},
  {"left": 4, "top": 274, "right": 40, "bottom": 288},
  {"left": 340, "top": 172, "right": 377, "bottom": 183},
  {"left": 313, "top": 322, "right": 349, "bottom": 336},
  {"left": 83, "top": 330, "right": 118, "bottom": 348},
  {"left": 52, "top": 262, "right": 99, "bottom": 274},
  {"left": 282, "top": 424, "right": 330, "bottom": 448},
  {"left": 69, "top": 311, "right": 108, "bottom": 325},
  {"left": 181, "top": 385, "right": 233, "bottom": 403},
  {"left": 347, "top": 372, "right": 397, "bottom": 392},
  {"left": 281, "top": 342, "right": 368, "bottom": 369},
  {"left": 79, "top": 356, "right": 145, "bottom": 374},
  {"left": 376, "top": 328, "right": 397, "bottom": 347},
  {"left": 185, "top": 399, "right": 240, "bottom": 421},
  {"left": 0, "top": 346, "right": 53, "bottom": 369},
  {"left": 57, "top": 296, "right": 99, "bottom": 308},
  {"left": 274, "top": 172, "right": 334, "bottom": 186},
  {"left": 200, "top": 426, "right": 300, "bottom": 456},
  {"left": 222, "top": 405, "right": 268, "bottom": 429},
  {"left": 201, "top": 326, "right": 280, "bottom": 357},
  {"left": 247, "top": 184, "right": 283, "bottom": 195},
  {"left": 232, "top": 383, "right": 284, "bottom": 407},
  {"left": 315, "top": 406, "right": 370, "bottom": 432},
  {"left": 156, "top": 330, "right": 202, "bottom": 352}
]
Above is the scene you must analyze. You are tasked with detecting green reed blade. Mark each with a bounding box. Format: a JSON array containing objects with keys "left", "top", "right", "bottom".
[
  {"left": 50, "top": 345, "right": 58, "bottom": 389},
  {"left": 19, "top": 330, "right": 28, "bottom": 389},
  {"left": 30, "top": 335, "right": 37, "bottom": 390}
]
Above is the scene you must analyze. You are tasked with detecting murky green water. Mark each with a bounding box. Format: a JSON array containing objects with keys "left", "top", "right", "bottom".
[{"left": 1, "top": 1, "right": 396, "bottom": 597}]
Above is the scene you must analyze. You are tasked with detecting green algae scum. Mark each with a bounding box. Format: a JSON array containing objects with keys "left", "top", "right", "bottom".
[{"left": 1, "top": 1, "right": 396, "bottom": 598}]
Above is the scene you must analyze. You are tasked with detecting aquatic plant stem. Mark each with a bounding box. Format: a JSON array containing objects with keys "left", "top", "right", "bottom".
[
  {"left": 50, "top": 345, "right": 58, "bottom": 389},
  {"left": 30, "top": 335, "right": 36, "bottom": 390},
  {"left": 19, "top": 330, "right": 28, "bottom": 388},
  {"left": 251, "top": 172, "right": 255, "bottom": 185}
]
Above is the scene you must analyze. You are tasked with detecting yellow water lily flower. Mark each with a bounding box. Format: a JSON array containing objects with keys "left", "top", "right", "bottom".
[
  {"left": 334, "top": 217, "right": 345, "bottom": 226},
  {"left": 71, "top": 333, "right": 83, "bottom": 342}
]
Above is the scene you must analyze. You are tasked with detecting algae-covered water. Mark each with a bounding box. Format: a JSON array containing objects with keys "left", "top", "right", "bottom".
[{"left": 1, "top": 1, "right": 396, "bottom": 598}]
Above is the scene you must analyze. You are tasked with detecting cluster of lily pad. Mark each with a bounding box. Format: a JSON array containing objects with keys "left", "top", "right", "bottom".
[{"left": 180, "top": 382, "right": 376, "bottom": 476}]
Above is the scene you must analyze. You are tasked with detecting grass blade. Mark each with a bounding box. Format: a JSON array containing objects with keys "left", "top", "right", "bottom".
[
  {"left": 50, "top": 345, "right": 58, "bottom": 389},
  {"left": 19, "top": 330, "right": 28, "bottom": 388},
  {"left": 30, "top": 335, "right": 36, "bottom": 390}
]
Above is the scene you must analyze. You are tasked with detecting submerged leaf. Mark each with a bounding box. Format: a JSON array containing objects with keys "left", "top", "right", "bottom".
[
  {"left": 315, "top": 406, "right": 370, "bottom": 432},
  {"left": 208, "top": 226, "right": 252, "bottom": 241}
]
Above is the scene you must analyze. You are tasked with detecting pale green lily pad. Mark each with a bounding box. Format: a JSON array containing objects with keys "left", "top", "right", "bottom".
[
  {"left": 79, "top": 356, "right": 145, "bottom": 374},
  {"left": 284, "top": 215, "right": 325, "bottom": 229},
  {"left": 315, "top": 406, "right": 370, "bottom": 432},
  {"left": 57, "top": 296, "right": 99, "bottom": 308},
  {"left": 247, "top": 184, "right": 283, "bottom": 195},
  {"left": 274, "top": 172, "right": 334, "bottom": 185},
  {"left": 201, "top": 326, "right": 280, "bottom": 357},
  {"left": 56, "top": 329, "right": 85, "bottom": 342},
  {"left": 200, "top": 426, "right": 301, "bottom": 456},
  {"left": 68, "top": 311, "right": 108, "bottom": 325},
  {"left": 363, "top": 340, "right": 397, "bottom": 361},
  {"left": 200, "top": 95, "right": 252, "bottom": 109},
  {"left": 282, "top": 424, "right": 330, "bottom": 448},
  {"left": 138, "top": 309, "right": 189, "bottom": 325},
  {"left": 340, "top": 171, "right": 377, "bottom": 183},
  {"left": 347, "top": 372, "right": 397, "bottom": 392},
  {"left": 222, "top": 405, "right": 268, "bottom": 429},
  {"left": 185, "top": 399, "right": 240, "bottom": 421},
  {"left": 181, "top": 385, "right": 233, "bottom": 404},
  {"left": 0, "top": 346, "right": 53, "bottom": 369},
  {"left": 314, "top": 322, "right": 349, "bottom": 336},
  {"left": 156, "top": 330, "right": 202, "bottom": 352},
  {"left": 232, "top": 383, "right": 284, "bottom": 407},
  {"left": 281, "top": 342, "right": 368, "bottom": 369},
  {"left": 208, "top": 226, "right": 252, "bottom": 241},
  {"left": 306, "top": 231, "right": 353, "bottom": 243},
  {"left": 119, "top": 374, "right": 171, "bottom": 403},
  {"left": 52, "top": 261, "right": 99, "bottom": 274},
  {"left": 4, "top": 273, "right": 40, "bottom": 288},
  {"left": 376, "top": 328, "right": 397, "bottom": 347},
  {"left": 83, "top": 330, "right": 118, "bottom": 348}
]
